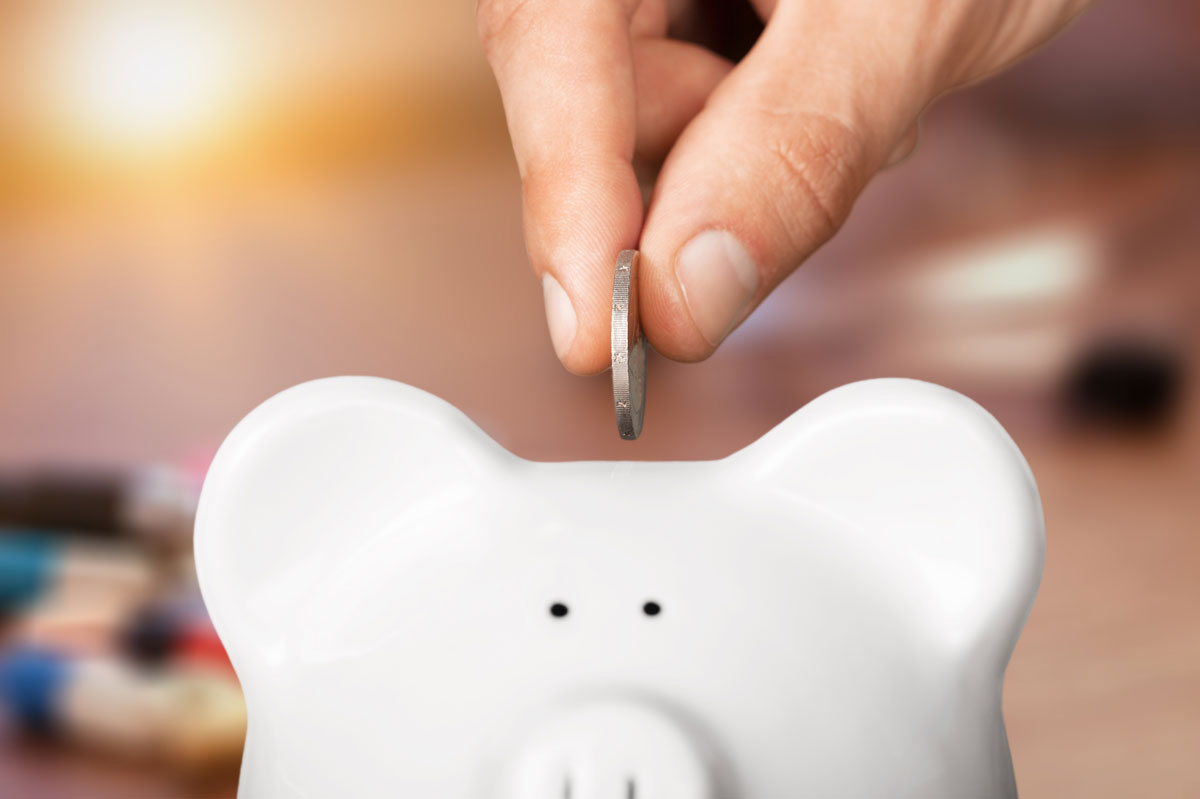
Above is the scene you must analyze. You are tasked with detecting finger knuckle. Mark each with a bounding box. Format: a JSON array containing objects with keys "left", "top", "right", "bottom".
[{"left": 759, "top": 112, "right": 868, "bottom": 248}]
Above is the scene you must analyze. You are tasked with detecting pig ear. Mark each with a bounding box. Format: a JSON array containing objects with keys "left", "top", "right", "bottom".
[
  {"left": 735, "top": 379, "right": 1043, "bottom": 667},
  {"left": 194, "top": 377, "right": 506, "bottom": 658}
]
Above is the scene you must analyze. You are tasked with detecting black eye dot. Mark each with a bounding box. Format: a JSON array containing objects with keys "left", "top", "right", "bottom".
[
  {"left": 549, "top": 602, "right": 569, "bottom": 618},
  {"left": 642, "top": 601, "right": 662, "bottom": 617}
]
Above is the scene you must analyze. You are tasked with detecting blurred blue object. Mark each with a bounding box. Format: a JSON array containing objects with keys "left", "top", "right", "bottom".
[
  {"left": 0, "top": 645, "right": 69, "bottom": 731},
  {"left": 0, "top": 534, "right": 60, "bottom": 611}
]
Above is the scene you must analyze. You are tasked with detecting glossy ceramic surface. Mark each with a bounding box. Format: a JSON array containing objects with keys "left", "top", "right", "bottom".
[{"left": 195, "top": 377, "right": 1043, "bottom": 798}]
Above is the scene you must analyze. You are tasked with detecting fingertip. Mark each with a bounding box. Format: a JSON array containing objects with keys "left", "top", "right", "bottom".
[
  {"left": 674, "top": 230, "right": 760, "bottom": 348},
  {"left": 539, "top": 257, "right": 628, "bottom": 375},
  {"left": 639, "top": 228, "right": 761, "bottom": 362},
  {"left": 541, "top": 264, "right": 609, "bottom": 374},
  {"left": 556, "top": 327, "right": 612, "bottom": 376},
  {"left": 522, "top": 154, "right": 643, "bottom": 376},
  {"left": 541, "top": 273, "right": 577, "bottom": 362}
]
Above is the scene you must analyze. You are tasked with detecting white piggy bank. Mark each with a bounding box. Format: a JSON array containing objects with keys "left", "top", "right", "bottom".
[{"left": 195, "top": 377, "right": 1043, "bottom": 798}]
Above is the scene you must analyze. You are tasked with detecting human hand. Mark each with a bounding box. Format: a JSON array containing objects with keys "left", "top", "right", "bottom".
[{"left": 478, "top": 0, "right": 1092, "bottom": 374}]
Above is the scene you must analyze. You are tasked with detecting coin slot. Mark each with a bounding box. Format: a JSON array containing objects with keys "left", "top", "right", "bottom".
[
  {"left": 549, "top": 602, "right": 569, "bottom": 619},
  {"left": 642, "top": 600, "right": 661, "bottom": 617}
]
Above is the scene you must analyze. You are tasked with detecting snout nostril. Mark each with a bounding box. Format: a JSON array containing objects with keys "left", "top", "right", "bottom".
[{"left": 507, "top": 702, "right": 710, "bottom": 799}]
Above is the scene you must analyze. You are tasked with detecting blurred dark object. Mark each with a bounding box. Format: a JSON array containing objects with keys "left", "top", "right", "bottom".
[
  {"left": 1061, "top": 338, "right": 1183, "bottom": 430},
  {"left": 0, "top": 469, "right": 197, "bottom": 550},
  {"left": 0, "top": 475, "right": 122, "bottom": 536},
  {"left": 120, "top": 606, "right": 179, "bottom": 668},
  {"left": 671, "top": 0, "right": 763, "bottom": 62},
  {"left": 120, "top": 604, "right": 229, "bottom": 674}
]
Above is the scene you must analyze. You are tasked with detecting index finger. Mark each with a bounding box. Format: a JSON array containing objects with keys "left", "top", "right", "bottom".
[{"left": 478, "top": 0, "right": 644, "bottom": 374}]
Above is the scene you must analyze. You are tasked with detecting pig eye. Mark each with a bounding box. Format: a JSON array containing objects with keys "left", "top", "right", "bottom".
[
  {"left": 549, "top": 602, "right": 569, "bottom": 619},
  {"left": 642, "top": 601, "right": 662, "bottom": 617}
]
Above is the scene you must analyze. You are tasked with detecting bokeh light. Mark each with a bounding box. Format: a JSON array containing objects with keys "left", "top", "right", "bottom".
[{"left": 43, "top": 4, "right": 242, "bottom": 155}]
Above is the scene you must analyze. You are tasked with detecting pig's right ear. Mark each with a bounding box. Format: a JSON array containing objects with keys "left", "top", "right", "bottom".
[{"left": 194, "top": 377, "right": 506, "bottom": 660}]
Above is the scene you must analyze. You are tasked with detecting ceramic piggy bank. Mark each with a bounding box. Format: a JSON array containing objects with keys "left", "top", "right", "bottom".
[{"left": 195, "top": 377, "right": 1043, "bottom": 798}]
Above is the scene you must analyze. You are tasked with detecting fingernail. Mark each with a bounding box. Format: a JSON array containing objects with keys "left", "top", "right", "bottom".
[
  {"left": 541, "top": 273, "right": 577, "bottom": 360},
  {"left": 675, "top": 230, "right": 760, "bottom": 347}
]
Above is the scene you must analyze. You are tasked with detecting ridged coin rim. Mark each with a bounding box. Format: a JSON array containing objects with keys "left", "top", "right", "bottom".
[{"left": 611, "top": 249, "right": 645, "bottom": 440}]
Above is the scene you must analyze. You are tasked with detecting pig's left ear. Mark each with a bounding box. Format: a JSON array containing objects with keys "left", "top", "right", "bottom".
[
  {"left": 735, "top": 379, "right": 1043, "bottom": 667},
  {"left": 194, "top": 377, "right": 507, "bottom": 659}
]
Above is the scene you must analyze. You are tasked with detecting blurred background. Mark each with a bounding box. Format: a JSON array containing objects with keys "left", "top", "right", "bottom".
[{"left": 0, "top": 0, "right": 1197, "bottom": 796}]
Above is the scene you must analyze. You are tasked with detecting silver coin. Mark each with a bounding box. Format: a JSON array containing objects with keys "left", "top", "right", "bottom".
[{"left": 611, "top": 249, "right": 646, "bottom": 440}]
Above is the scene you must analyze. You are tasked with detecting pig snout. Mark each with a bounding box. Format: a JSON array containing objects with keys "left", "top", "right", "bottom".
[{"left": 500, "top": 700, "right": 714, "bottom": 799}]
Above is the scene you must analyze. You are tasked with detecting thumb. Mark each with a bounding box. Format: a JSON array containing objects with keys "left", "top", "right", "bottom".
[{"left": 638, "top": 6, "right": 931, "bottom": 360}]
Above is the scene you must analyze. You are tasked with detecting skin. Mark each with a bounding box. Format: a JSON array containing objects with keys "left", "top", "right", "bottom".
[{"left": 477, "top": 0, "right": 1094, "bottom": 375}]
